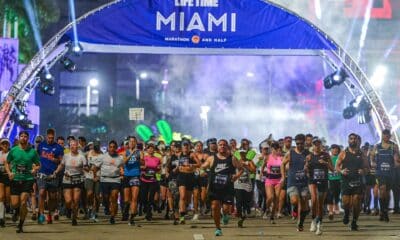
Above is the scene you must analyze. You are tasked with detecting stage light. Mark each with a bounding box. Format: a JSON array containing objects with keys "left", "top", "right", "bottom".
[
  {"left": 140, "top": 72, "right": 148, "bottom": 79},
  {"left": 10, "top": 101, "right": 34, "bottom": 129},
  {"left": 343, "top": 106, "right": 357, "bottom": 119},
  {"left": 324, "top": 68, "right": 348, "bottom": 89},
  {"left": 246, "top": 72, "right": 255, "bottom": 78},
  {"left": 60, "top": 57, "right": 76, "bottom": 72},
  {"left": 89, "top": 78, "right": 99, "bottom": 87},
  {"left": 370, "top": 65, "right": 387, "bottom": 88},
  {"left": 68, "top": 42, "right": 83, "bottom": 56},
  {"left": 39, "top": 72, "right": 55, "bottom": 96}
]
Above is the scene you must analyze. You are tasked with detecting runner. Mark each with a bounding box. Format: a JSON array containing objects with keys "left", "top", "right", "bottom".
[
  {"left": 177, "top": 140, "right": 200, "bottom": 224},
  {"left": 5, "top": 131, "right": 40, "bottom": 233},
  {"left": 370, "top": 129, "right": 399, "bottom": 222},
  {"left": 191, "top": 141, "right": 207, "bottom": 220},
  {"left": 54, "top": 139, "right": 87, "bottom": 225},
  {"left": 85, "top": 140, "right": 103, "bottom": 222},
  {"left": 167, "top": 141, "right": 181, "bottom": 225},
  {"left": 122, "top": 136, "right": 143, "bottom": 225},
  {"left": 255, "top": 142, "right": 268, "bottom": 218},
  {"left": 262, "top": 141, "right": 282, "bottom": 224},
  {"left": 97, "top": 140, "right": 124, "bottom": 224},
  {"left": 306, "top": 137, "right": 333, "bottom": 235},
  {"left": 140, "top": 143, "right": 161, "bottom": 221},
  {"left": 327, "top": 144, "right": 342, "bottom": 220},
  {"left": 336, "top": 133, "right": 369, "bottom": 231},
  {"left": 0, "top": 138, "right": 11, "bottom": 227},
  {"left": 201, "top": 139, "right": 242, "bottom": 236},
  {"left": 281, "top": 134, "right": 310, "bottom": 231},
  {"left": 36, "top": 128, "right": 64, "bottom": 224},
  {"left": 279, "top": 136, "right": 292, "bottom": 218},
  {"left": 234, "top": 148, "right": 255, "bottom": 227}
]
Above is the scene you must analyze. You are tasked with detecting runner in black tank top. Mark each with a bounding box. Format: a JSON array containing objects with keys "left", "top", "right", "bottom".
[
  {"left": 201, "top": 139, "right": 242, "bottom": 237},
  {"left": 370, "top": 129, "right": 400, "bottom": 222},
  {"left": 336, "top": 133, "right": 369, "bottom": 231},
  {"left": 305, "top": 137, "right": 333, "bottom": 235}
]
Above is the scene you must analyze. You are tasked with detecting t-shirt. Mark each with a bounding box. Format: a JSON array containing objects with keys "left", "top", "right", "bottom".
[
  {"left": 37, "top": 141, "right": 64, "bottom": 175},
  {"left": 141, "top": 155, "right": 161, "bottom": 183},
  {"left": 62, "top": 152, "right": 87, "bottom": 184},
  {"left": 97, "top": 153, "right": 123, "bottom": 183},
  {"left": 85, "top": 152, "right": 103, "bottom": 180},
  {"left": 7, "top": 145, "right": 40, "bottom": 181}
]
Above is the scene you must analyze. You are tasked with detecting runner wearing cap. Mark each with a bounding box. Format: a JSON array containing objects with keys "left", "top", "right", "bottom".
[
  {"left": 167, "top": 141, "right": 181, "bottom": 225},
  {"left": 0, "top": 138, "right": 11, "bottom": 227},
  {"left": 327, "top": 144, "right": 342, "bottom": 220},
  {"left": 370, "top": 129, "right": 399, "bottom": 222},
  {"left": 5, "top": 131, "right": 40, "bottom": 233},
  {"left": 177, "top": 140, "right": 200, "bottom": 224},
  {"left": 234, "top": 148, "right": 255, "bottom": 227},
  {"left": 191, "top": 141, "right": 207, "bottom": 220},
  {"left": 306, "top": 137, "right": 333, "bottom": 235}
]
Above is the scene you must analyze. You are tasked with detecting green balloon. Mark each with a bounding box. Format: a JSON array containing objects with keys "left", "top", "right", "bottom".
[
  {"left": 246, "top": 150, "right": 257, "bottom": 160},
  {"left": 156, "top": 120, "right": 173, "bottom": 144},
  {"left": 135, "top": 124, "right": 153, "bottom": 142}
]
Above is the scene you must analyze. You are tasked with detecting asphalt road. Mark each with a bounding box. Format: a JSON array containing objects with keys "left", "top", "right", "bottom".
[{"left": 1, "top": 212, "right": 400, "bottom": 240}]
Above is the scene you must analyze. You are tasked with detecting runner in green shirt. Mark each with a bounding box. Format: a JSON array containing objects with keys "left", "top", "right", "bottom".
[
  {"left": 327, "top": 144, "right": 341, "bottom": 220},
  {"left": 5, "top": 131, "right": 40, "bottom": 233}
]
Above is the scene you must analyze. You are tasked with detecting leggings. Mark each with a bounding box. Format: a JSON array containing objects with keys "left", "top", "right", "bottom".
[
  {"left": 326, "top": 180, "right": 341, "bottom": 205},
  {"left": 141, "top": 181, "right": 158, "bottom": 216},
  {"left": 235, "top": 189, "right": 252, "bottom": 218}
]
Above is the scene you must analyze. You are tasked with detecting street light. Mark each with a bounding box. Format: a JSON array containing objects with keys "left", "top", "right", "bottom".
[{"left": 86, "top": 78, "right": 99, "bottom": 116}]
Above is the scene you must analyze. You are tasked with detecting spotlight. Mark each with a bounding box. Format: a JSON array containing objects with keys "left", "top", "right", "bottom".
[
  {"left": 10, "top": 101, "right": 34, "bottom": 129},
  {"left": 70, "top": 42, "right": 83, "bottom": 56},
  {"left": 343, "top": 106, "right": 357, "bottom": 119},
  {"left": 324, "top": 68, "right": 348, "bottom": 89},
  {"left": 60, "top": 57, "right": 76, "bottom": 72},
  {"left": 358, "top": 110, "right": 372, "bottom": 124},
  {"left": 39, "top": 72, "right": 55, "bottom": 96}
]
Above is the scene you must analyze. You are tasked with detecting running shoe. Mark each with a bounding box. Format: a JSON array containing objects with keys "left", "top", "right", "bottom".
[
  {"left": 109, "top": 217, "right": 115, "bottom": 224},
  {"left": 173, "top": 219, "right": 179, "bottom": 225},
  {"left": 309, "top": 219, "right": 317, "bottom": 232},
  {"left": 270, "top": 217, "right": 276, "bottom": 224},
  {"left": 38, "top": 214, "right": 45, "bottom": 224},
  {"left": 328, "top": 213, "right": 334, "bottom": 221},
  {"left": 222, "top": 214, "right": 230, "bottom": 225},
  {"left": 350, "top": 221, "right": 358, "bottom": 231},
  {"left": 192, "top": 214, "right": 199, "bottom": 221},
  {"left": 129, "top": 218, "right": 135, "bottom": 226},
  {"left": 53, "top": 212, "right": 59, "bottom": 221},
  {"left": 315, "top": 222, "right": 323, "bottom": 235},
  {"left": 90, "top": 213, "right": 99, "bottom": 223},
  {"left": 12, "top": 211, "right": 18, "bottom": 222},
  {"left": 0, "top": 219, "right": 5, "bottom": 228},
  {"left": 72, "top": 219, "right": 78, "bottom": 226},
  {"left": 297, "top": 223, "right": 304, "bottom": 232},
  {"left": 46, "top": 214, "right": 53, "bottom": 224},
  {"left": 342, "top": 214, "right": 349, "bottom": 225},
  {"left": 31, "top": 213, "right": 37, "bottom": 221},
  {"left": 215, "top": 228, "right": 223, "bottom": 236},
  {"left": 238, "top": 217, "right": 244, "bottom": 228},
  {"left": 276, "top": 213, "right": 283, "bottom": 219},
  {"left": 179, "top": 216, "right": 185, "bottom": 224},
  {"left": 16, "top": 223, "right": 23, "bottom": 233}
]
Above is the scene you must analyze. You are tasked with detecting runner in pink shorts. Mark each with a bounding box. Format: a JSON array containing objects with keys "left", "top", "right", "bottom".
[{"left": 262, "top": 142, "right": 283, "bottom": 223}]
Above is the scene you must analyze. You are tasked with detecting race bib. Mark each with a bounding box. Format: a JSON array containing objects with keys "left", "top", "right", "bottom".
[
  {"left": 86, "top": 170, "right": 94, "bottom": 180},
  {"left": 145, "top": 169, "right": 156, "bottom": 176},
  {"left": 313, "top": 169, "right": 326, "bottom": 180},
  {"left": 270, "top": 166, "right": 281, "bottom": 174},
  {"left": 168, "top": 180, "right": 178, "bottom": 191},
  {"left": 179, "top": 157, "right": 189, "bottom": 166},
  {"left": 16, "top": 164, "right": 28, "bottom": 174},
  {"left": 328, "top": 171, "right": 340, "bottom": 178},
  {"left": 68, "top": 174, "right": 83, "bottom": 184},
  {"left": 0, "top": 165, "right": 5, "bottom": 173},
  {"left": 349, "top": 179, "right": 361, "bottom": 187},
  {"left": 380, "top": 162, "right": 391, "bottom": 172},
  {"left": 129, "top": 177, "right": 140, "bottom": 186},
  {"left": 295, "top": 170, "right": 306, "bottom": 181},
  {"left": 238, "top": 173, "right": 249, "bottom": 183},
  {"left": 214, "top": 174, "right": 229, "bottom": 187}
]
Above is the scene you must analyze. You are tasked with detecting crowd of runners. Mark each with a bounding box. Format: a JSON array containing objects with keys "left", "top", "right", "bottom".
[{"left": 0, "top": 128, "right": 399, "bottom": 236}]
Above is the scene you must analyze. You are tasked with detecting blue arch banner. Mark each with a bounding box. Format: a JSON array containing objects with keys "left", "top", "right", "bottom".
[{"left": 64, "top": 0, "right": 336, "bottom": 51}]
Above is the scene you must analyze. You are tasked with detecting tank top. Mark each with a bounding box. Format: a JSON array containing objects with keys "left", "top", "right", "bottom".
[
  {"left": 210, "top": 154, "right": 235, "bottom": 191},
  {"left": 375, "top": 142, "right": 395, "bottom": 177},
  {"left": 124, "top": 149, "right": 141, "bottom": 177},
  {"left": 308, "top": 152, "right": 330, "bottom": 182},
  {"left": 141, "top": 155, "right": 160, "bottom": 183},
  {"left": 328, "top": 155, "right": 341, "bottom": 181},
  {"left": 178, "top": 153, "right": 196, "bottom": 173},
  {"left": 287, "top": 149, "right": 309, "bottom": 187},
  {"left": 342, "top": 148, "right": 363, "bottom": 186},
  {"left": 168, "top": 154, "right": 180, "bottom": 180},
  {"left": 266, "top": 154, "right": 282, "bottom": 179},
  {"left": 0, "top": 151, "right": 8, "bottom": 175}
]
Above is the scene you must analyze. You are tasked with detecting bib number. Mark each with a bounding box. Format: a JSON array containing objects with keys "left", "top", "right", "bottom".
[
  {"left": 214, "top": 174, "right": 229, "bottom": 189},
  {"left": 70, "top": 174, "right": 83, "bottom": 184},
  {"left": 380, "top": 162, "right": 391, "bottom": 172},
  {"left": 295, "top": 170, "right": 306, "bottom": 181},
  {"left": 129, "top": 177, "right": 140, "bottom": 186},
  {"left": 349, "top": 179, "right": 361, "bottom": 187},
  {"left": 313, "top": 169, "right": 326, "bottom": 180},
  {"left": 16, "top": 164, "right": 28, "bottom": 174}
]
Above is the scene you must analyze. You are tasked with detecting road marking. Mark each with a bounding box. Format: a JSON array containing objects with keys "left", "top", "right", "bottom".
[{"left": 193, "top": 234, "right": 205, "bottom": 240}]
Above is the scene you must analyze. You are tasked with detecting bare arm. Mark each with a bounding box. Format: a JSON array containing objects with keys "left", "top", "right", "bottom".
[
  {"left": 394, "top": 144, "right": 400, "bottom": 166},
  {"left": 370, "top": 145, "right": 377, "bottom": 168},
  {"left": 335, "top": 150, "right": 348, "bottom": 176},
  {"left": 281, "top": 151, "right": 290, "bottom": 180}
]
